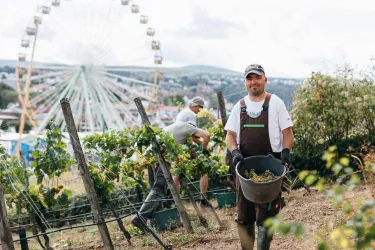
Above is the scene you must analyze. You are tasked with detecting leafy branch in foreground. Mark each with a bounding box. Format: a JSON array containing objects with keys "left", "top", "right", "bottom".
[{"left": 265, "top": 145, "right": 375, "bottom": 249}]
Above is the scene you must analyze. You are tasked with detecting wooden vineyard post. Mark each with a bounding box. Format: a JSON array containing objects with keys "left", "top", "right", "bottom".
[
  {"left": 0, "top": 181, "right": 15, "bottom": 250},
  {"left": 134, "top": 97, "right": 194, "bottom": 233},
  {"left": 180, "top": 179, "right": 208, "bottom": 228},
  {"left": 60, "top": 98, "right": 114, "bottom": 250},
  {"left": 217, "top": 90, "right": 236, "bottom": 190},
  {"left": 217, "top": 91, "right": 228, "bottom": 133}
]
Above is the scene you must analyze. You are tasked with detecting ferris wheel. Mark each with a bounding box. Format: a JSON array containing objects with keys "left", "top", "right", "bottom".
[{"left": 15, "top": 0, "right": 164, "bottom": 150}]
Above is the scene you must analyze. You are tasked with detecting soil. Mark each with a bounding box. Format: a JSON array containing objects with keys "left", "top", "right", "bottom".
[{"left": 16, "top": 185, "right": 373, "bottom": 250}]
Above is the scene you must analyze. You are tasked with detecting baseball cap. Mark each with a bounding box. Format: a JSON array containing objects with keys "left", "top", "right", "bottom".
[
  {"left": 244, "top": 64, "right": 265, "bottom": 78},
  {"left": 189, "top": 96, "right": 205, "bottom": 108}
]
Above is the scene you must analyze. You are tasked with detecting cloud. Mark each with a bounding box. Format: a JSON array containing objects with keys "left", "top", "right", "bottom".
[
  {"left": 2, "top": 0, "right": 375, "bottom": 78},
  {"left": 170, "top": 7, "right": 247, "bottom": 39}
]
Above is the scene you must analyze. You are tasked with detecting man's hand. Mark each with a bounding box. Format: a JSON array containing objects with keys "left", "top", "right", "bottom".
[
  {"left": 231, "top": 149, "right": 244, "bottom": 167},
  {"left": 281, "top": 148, "right": 291, "bottom": 165}
]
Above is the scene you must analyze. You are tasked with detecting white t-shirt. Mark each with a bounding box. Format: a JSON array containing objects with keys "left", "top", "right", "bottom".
[
  {"left": 224, "top": 94, "right": 293, "bottom": 152},
  {"left": 164, "top": 121, "right": 198, "bottom": 144},
  {"left": 176, "top": 108, "right": 197, "bottom": 126}
]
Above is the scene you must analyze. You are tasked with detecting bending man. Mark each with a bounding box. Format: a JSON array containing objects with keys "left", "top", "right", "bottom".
[{"left": 131, "top": 98, "right": 211, "bottom": 230}]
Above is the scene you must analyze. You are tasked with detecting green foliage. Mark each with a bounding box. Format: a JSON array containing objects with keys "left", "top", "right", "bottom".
[
  {"left": 28, "top": 124, "right": 74, "bottom": 210},
  {"left": 0, "top": 145, "right": 31, "bottom": 214},
  {"left": 0, "top": 82, "right": 18, "bottom": 109},
  {"left": 164, "top": 94, "right": 185, "bottom": 106},
  {"left": 196, "top": 108, "right": 216, "bottom": 130},
  {"left": 83, "top": 129, "right": 148, "bottom": 198},
  {"left": 291, "top": 71, "right": 375, "bottom": 159},
  {"left": 83, "top": 121, "right": 227, "bottom": 189},
  {"left": 31, "top": 124, "right": 74, "bottom": 183},
  {"left": 265, "top": 145, "right": 375, "bottom": 249},
  {"left": 0, "top": 121, "right": 9, "bottom": 131},
  {"left": 264, "top": 215, "right": 304, "bottom": 238},
  {"left": 291, "top": 134, "right": 375, "bottom": 178},
  {"left": 15, "top": 122, "right": 33, "bottom": 133}
]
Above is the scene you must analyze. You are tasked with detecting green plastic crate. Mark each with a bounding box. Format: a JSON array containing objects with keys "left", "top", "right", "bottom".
[
  {"left": 216, "top": 192, "right": 236, "bottom": 208},
  {"left": 152, "top": 207, "right": 181, "bottom": 231}
]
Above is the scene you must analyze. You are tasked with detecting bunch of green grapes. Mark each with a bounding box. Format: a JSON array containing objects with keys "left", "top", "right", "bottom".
[{"left": 197, "top": 108, "right": 216, "bottom": 121}]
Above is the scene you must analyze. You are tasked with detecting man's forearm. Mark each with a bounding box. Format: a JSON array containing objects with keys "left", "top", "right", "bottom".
[
  {"left": 202, "top": 135, "right": 210, "bottom": 150},
  {"left": 282, "top": 128, "right": 294, "bottom": 150},
  {"left": 225, "top": 131, "right": 238, "bottom": 153}
]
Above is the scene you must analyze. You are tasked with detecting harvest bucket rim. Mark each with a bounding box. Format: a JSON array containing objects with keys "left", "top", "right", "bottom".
[{"left": 235, "top": 154, "right": 287, "bottom": 185}]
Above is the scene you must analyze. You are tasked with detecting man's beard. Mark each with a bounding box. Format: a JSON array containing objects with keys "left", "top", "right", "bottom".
[{"left": 249, "top": 87, "right": 264, "bottom": 96}]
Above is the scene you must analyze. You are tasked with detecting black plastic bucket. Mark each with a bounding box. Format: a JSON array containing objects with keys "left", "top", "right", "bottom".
[{"left": 235, "top": 155, "right": 286, "bottom": 203}]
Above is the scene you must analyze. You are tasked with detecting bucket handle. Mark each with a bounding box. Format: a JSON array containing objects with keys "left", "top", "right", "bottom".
[{"left": 265, "top": 154, "right": 290, "bottom": 175}]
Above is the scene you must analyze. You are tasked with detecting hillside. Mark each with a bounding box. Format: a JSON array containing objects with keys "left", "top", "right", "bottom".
[
  {"left": 0, "top": 60, "right": 301, "bottom": 79},
  {"left": 22, "top": 186, "right": 372, "bottom": 250},
  {"left": 0, "top": 60, "right": 300, "bottom": 109}
]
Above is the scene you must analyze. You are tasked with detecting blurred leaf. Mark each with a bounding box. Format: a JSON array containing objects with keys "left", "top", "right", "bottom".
[
  {"left": 339, "top": 157, "right": 350, "bottom": 167},
  {"left": 318, "top": 242, "right": 330, "bottom": 250},
  {"left": 305, "top": 175, "right": 317, "bottom": 185},
  {"left": 298, "top": 170, "right": 309, "bottom": 181}
]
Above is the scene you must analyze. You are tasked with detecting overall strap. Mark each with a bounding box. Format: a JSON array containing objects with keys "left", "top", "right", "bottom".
[
  {"left": 240, "top": 99, "right": 246, "bottom": 113},
  {"left": 262, "top": 93, "right": 272, "bottom": 112}
]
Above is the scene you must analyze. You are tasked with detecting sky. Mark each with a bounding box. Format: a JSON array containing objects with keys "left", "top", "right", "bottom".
[{"left": 1, "top": 0, "right": 375, "bottom": 78}]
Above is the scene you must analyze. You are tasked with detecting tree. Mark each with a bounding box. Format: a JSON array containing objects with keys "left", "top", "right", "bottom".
[
  {"left": 290, "top": 71, "right": 375, "bottom": 157},
  {"left": 0, "top": 83, "right": 18, "bottom": 109},
  {"left": 0, "top": 66, "right": 15, "bottom": 74},
  {"left": 0, "top": 121, "right": 9, "bottom": 131},
  {"left": 15, "top": 122, "right": 32, "bottom": 133},
  {"left": 163, "top": 94, "right": 185, "bottom": 106}
]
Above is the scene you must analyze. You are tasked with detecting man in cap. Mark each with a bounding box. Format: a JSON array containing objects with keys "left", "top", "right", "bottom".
[
  {"left": 225, "top": 64, "right": 294, "bottom": 249},
  {"left": 131, "top": 96, "right": 211, "bottom": 230},
  {"left": 173, "top": 96, "right": 211, "bottom": 205},
  {"left": 176, "top": 96, "right": 204, "bottom": 126}
]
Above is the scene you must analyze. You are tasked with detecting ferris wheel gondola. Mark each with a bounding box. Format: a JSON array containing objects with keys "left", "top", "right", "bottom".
[
  {"left": 131, "top": 4, "right": 139, "bottom": 13},
  {"left": 21, "top": 40, "right": 30, "bottom": 48},
  {"left": 140, "top": 15, "right": 148, "bottom": 24},
  {"left": 41, "top": 6, "right": 51, "bottom": 14},
  {"left": 15, "top": 0, "right": 165, "bottom": 154},
  {"left": 147, "top": 28, "right": 155, "bottom": 36},
  {"left": 52, "top": 0, "right": 60, "bottom": 7},
  {"left": 121, "top": 0, "right": 129, "bottom": 6},
  {"left": 26, "top": 27, "right": 37, "bottom": 36}
]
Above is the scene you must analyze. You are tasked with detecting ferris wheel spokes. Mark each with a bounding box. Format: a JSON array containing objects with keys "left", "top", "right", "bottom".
[
  {"left": 91, "top": 78, "right": 128, "bottom": 129},
  {"left": 34, "top": 71, "right": 80, "bottom": 135},
  {"left": 95, "top": 77, "right": 138, "bottom": 126},
  {"left": 103, "top": 72, "right": 155, "bottom": 88},
  {"left": 29, "top": 72, "right": 75, "bottom": 106},
  {"left": 60, "top": 87, "right": 84, "bottom": 131},
  {"left": 17, "top": 0, "right": 164, "bottom": 136},
  {"left": 52, "top": 71, "right": 83, "bottom": 126},
  {"left": 103, "top": 67, "right": 155, "bottom": 73}
]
